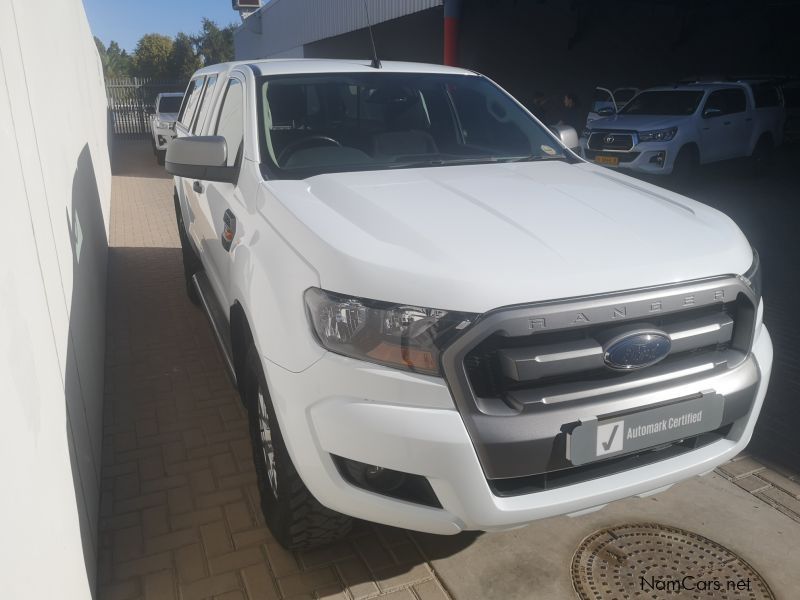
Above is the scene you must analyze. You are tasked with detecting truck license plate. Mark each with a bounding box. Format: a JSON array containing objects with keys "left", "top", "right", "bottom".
[
  {"left": 566, "top": 393, "right": 725, "bottom": 466},
  {"left": 595, "top": 155, "right": 619, "bottom": 166}
]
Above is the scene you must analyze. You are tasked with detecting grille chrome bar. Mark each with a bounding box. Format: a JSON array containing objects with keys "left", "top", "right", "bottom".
[{"left": 499, "top": 312, "right": 734, "bottom": 382}]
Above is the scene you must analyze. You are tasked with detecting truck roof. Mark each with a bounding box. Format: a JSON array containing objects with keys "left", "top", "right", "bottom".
[
  {"left": 645, "top": 82, "right": 751, "bottom": 93},
  {"left": 191, "top": 58, "right": 476, "bottom": 78}
]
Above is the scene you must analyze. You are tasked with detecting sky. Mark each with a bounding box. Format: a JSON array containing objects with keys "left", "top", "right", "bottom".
[{"left": 82, "top": 0, "right": 244, "bottom": 51}]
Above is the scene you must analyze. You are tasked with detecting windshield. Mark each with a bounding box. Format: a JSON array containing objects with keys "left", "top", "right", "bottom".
[
  {"left": 257, "top": 72, "right": 572, "bottom": 179},
  {"left": 620, "top": 90, "right": 704, "bottom": 116},
  {"left": 614, "top": 88, "right": 637, "bottom": 104},
  {"left": 158, "top": 96, "right": 183, "bottom": 113}
]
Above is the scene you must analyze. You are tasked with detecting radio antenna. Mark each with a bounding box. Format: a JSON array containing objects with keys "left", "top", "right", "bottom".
[{"left": 363, "top": 0, "right": 382, "bottom": 69}]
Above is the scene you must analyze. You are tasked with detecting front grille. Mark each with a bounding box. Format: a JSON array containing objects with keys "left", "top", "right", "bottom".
[
  {"left": 440, "top": 277, "right": 759, "bottom": 483},
  {"left": 465, "top": 302, "right": 741, "bottom": 405},
  {"left": 588, "top": 131, "right": 635, "bottom": 151}
]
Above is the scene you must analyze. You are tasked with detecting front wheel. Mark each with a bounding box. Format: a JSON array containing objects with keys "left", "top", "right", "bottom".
[
  {"left": 243, "top": 345, "right": 352, "bottom": 550},
  {"left": 751, "top": 135, "right": 774, "bottom": 177},
  {"left": 671, "top": 145, "right": 698, "bottom": 186},
  {"left": 157, "top": 149, "right": 166, "bottom": 166},
  {"left": 173, "top": 192, "right": 201, "bottom": 306}
]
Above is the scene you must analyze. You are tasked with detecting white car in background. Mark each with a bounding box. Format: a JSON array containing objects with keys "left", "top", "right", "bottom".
[
  {"left": 581, "top": 82, "right": 785, "bottom": 177},
  {"left": 150, "top": 92, "right": 184, "bottom": 165}
]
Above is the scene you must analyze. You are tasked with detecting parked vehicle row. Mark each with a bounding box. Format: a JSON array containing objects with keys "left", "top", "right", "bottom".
[
  {"left": 165, "top": 58, "right": 772, "bottom": 550},
  {"left": 581, "top": 80, "right": 786, "bottom": 177}
]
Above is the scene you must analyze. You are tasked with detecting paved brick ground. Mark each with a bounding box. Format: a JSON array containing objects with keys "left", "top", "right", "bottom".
[
  {"left": 98, "top": 141, "right": 451, "bottom": 600},
  {"left": 99, "top": 140, "right": 800, "bottom": 600}
]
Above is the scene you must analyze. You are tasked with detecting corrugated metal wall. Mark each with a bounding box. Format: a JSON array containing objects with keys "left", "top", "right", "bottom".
[{"left": 235, "top": 0, "right": 443, "bottom": 59}]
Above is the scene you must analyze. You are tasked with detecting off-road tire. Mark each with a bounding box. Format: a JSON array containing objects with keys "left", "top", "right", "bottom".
[
  {"left": 173, "top": 192, "right": 201, "bottom": 306},
  {"left": 751, "top": 134, "right": 774, "bottom": 177},
  {"left": 672, "top": 145, "right": 698, "bottom": 187},
  {"left": 243, "top": 345, "right": 352, "bottom": 550}
]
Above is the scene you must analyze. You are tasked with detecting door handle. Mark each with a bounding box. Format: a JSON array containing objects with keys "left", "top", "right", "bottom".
[
  {"left": 723, "top": 121, "right": 732, "bottom": 126},
  {"left": 193, "top": 180, "right": 205, "bottom": 193},
  {"left": 745, "top": 117, "right": 753, "bottom": 122}
]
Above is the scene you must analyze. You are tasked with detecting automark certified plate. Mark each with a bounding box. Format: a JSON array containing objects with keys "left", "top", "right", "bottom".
[
  {"left": 566, "top": 393, "right": 725, "bottom": 466},
  {"left": 595, "top": 155, "right": 619, "bottom": 166}
]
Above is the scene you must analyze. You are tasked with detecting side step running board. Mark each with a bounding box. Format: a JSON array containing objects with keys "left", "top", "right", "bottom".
[{"left": 192, "top": 272, "right": 237, "bottom": 384}]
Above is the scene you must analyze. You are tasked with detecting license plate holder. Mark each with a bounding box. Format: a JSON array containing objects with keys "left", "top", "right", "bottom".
[
  {"left": 595, "top": 155, "right": 620, "bottom": 166},
  {"left": 566, "top": 392, "right": 725, "bottom": 466}
]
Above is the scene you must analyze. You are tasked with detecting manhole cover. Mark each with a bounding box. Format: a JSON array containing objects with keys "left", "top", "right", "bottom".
[{"left": 571, "top": 523, "right": 774, "bottom": 599}]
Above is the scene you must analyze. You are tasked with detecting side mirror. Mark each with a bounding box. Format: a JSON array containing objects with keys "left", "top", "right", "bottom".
[
  {"left": 165, "top": 136, "right": 236, "bottom": 183},
  {"left": 702, "top": 107, "right": 722, "bottom": 119},
  {"left": 597, "top": 106, "right": 616, "bottom": 116},
  {"left": 550, "top": 124, "right": 580, "bottom": 150}
]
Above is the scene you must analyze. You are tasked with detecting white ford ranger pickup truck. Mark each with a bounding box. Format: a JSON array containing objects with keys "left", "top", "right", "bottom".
[
  {"left": 581, "top": 82, "right": 784, "bottom": 177},
  {"left": 166, "top": 59, "right": 773, "bottom": 550}
]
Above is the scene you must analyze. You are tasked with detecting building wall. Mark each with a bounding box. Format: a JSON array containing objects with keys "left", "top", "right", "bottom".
[
  {"left": 303, "top": 8, "right": 443, "bottom": 63},
  {"left": 456, "top": 0, "right": 800, "bottom": 118},
  {"left": 235, "top": 0, "right": 442, "bottom": 59},
  {"left": 0, "top": 0, "right": 111, "bottom": 598}
]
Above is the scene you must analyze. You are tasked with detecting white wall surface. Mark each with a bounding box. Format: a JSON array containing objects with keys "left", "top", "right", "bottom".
[{"left": 0, "top": 0, "right": 111, "bottom": 598}]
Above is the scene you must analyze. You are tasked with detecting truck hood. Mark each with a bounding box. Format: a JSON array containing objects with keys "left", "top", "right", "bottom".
[
  {"left": 587, "top": 114, "right": 692, "bottom": 131},
  {"left": 262, "top": 161, "right": 752, "bottom": 313}
]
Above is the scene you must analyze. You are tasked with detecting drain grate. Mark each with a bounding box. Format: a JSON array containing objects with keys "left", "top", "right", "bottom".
[{"left": 571, "top": 523, "right": 774, "bottom": 599}]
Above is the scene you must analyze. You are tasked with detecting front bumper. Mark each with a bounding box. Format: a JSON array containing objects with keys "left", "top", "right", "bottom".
[
  {"left": 152, "top": 125, "right": 176, "bottom": 150},
  {"left": 580, "top": 139, "right": 679, "bottom": 175},
  {"left": 263, "top": 323, "right": 772, "bottom": 534}
]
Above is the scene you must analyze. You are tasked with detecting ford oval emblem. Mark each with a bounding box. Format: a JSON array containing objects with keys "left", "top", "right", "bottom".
[{"left": 603, "top": 330, "right": 672, "bottom": 370}]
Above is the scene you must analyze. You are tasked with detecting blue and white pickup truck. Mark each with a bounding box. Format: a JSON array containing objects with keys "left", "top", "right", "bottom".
[{"left": 581, "top": 81, "right": 785, "bottom": 177}]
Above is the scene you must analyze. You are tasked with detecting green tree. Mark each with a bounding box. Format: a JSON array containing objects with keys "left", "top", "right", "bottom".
[
  {"left": 194, "top": 18, "right": 237, "bottom": 66},
  {"left": 106, "top": 41, "right": 132, "bottom": 78},
  {"left": 131, "top": 33, "right": 174, "bottom": 80},
  {"left": 94, "top": 37, "right": 131, "bottom": 79},
  {"left": 170, "top": 32, "right": 203, "bottom": 81}
]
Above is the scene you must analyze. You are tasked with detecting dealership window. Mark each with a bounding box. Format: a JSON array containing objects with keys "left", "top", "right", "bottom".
[{"left": 215, "top": 79, "right": 244, "bottom": 167}]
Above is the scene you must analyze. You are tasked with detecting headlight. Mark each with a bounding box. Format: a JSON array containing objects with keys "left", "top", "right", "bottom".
[
  {"left": 637, "top": 127, "right": 678, "bottom": 142},
  {"left": 304, "top": 288, "right": 477, "bottom": 375},
  {"left": 156, "top": 120, "right": 173, "bottom": 129},
  {"left": 739, "top": 248, "right": 762, "bottom": 300}
]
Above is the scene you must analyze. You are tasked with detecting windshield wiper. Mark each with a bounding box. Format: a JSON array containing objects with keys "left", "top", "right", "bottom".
[{"left": 501, "top": 154, "right": 569, "bottom": 163}]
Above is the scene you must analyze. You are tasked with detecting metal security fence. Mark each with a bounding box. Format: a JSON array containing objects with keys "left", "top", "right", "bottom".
[{"left": 106, "top": 78, "right": 187, "bottom": 138}]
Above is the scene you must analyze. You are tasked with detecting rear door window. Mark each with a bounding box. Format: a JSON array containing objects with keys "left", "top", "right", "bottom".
[{"left": 178, "top": 76, "right": 206, "bottom": 130}]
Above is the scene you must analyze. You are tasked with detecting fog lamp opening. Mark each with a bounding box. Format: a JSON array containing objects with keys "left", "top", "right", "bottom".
[
  {"left": 333, "top": 456, "right": 442, "bottom": 508},
  {"left": 649, "top": 151, "right": 666, "bottom": 166}
]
